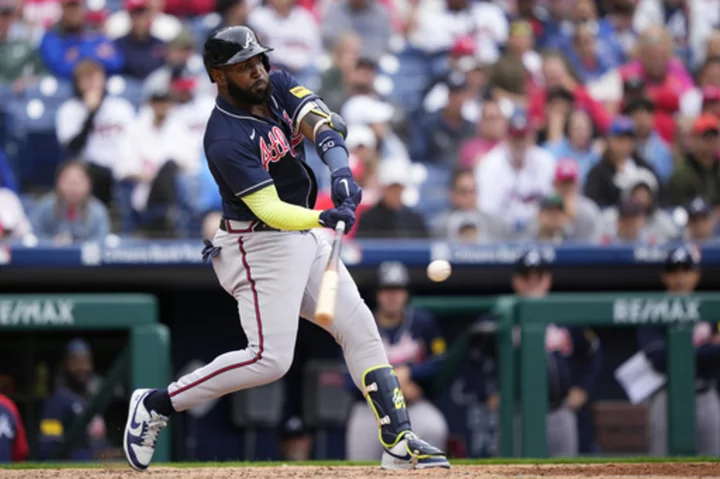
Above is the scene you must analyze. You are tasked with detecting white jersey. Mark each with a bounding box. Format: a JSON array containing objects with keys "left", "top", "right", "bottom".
[
  {"left": 475, "top": 142, "right": 555, "bottom": 232},
  {"left": 249, "top": 6, "right": 322, "bottom": 72},
  {"left": 409, "top": 1, "right": 508, "bottom": 64},
  {"left": 116, "top": 112, "right": 196, "bottom": 211},
  {"left": 56, "top": 96, "right": 136, "bottom": 170}
]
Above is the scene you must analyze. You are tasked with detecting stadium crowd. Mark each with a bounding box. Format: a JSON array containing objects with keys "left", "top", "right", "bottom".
[{"left": 0, "top": 0, "right": 719, "bottom": 244}]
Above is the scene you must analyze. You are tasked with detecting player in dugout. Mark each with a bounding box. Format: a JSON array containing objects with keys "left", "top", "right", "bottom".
[
  {"left": 345, "top": 261, "right": 449, "bottom": 460},
  {"left": 0, "top": 392, "right": 29, "bottom": 463},
  {"left": 471, "top": 249, "right": 603, "bottom": 456},
  {"left": 637, "top": 244, "right": 720, "bottom": 456}
]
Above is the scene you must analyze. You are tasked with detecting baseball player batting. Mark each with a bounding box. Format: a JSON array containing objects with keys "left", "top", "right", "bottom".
[{"left": 123, "top": 25, "right": 449, "bottom": 471}]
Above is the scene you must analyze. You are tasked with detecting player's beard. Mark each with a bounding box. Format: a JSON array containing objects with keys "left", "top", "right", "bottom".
[{"left": 226, "top": 75, "right": 273, "bottom": 106}]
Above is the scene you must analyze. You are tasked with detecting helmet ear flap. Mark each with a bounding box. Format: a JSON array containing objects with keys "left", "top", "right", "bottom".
[{"left": 262, "top": 53, "right": 271, "bottom": 73}]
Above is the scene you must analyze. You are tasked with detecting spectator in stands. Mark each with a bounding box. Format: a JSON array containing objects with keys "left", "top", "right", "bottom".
[
  {"left": 116, "top": 80, "right": 194, "bottom": 236},
  {"left": 0, "top": 183, "right": 32, "bottom": 241},
  {"left": 249, "top": 0, "right": 321, "bottom": 84},
  {"left": 601, "top": 197, "right": 653, "bottom": 244},
  {"left": 529, "top": 51, "right": 611, "bottom": 136},
  {"left": 31, "top": 161, "right": 110, "bottom": 244},
  {"left": 322, "top": 0, "right": 390, "bottom": 60},
  {"left": 487, "top": 20, "right": 540, "bottom": 107},
  {"left": 38, "top": 339, "right": 107, "bottom": 460},
  {"left": 522, "top": 193, "right": 571, "bottom": 243},
  {"left": 459, "top": 100, "right": 508, "bottom": 168},
  {"left": 319, "top": 32, "right": 361, "bottom": 113},
  {"left": 476, "top": 109, "right": 556, "bottom": 235},
  {"left": 355, "top": 159, "right": 428, "bottom": 238},
  {"left": 432, "top": 168, "right": 505, "bottom": 241},
  {"left": 684, "top": 197, "right": 717, "bottom": 241},
  {"left": 38, "top": 0, "right": 124, "bottom": 79},
  {"left": 638, "top": 245, "right": 720, "bottom": 456},
  {"left": 550, "top": 159, "right": 602, "bottom": 242},
  {"left": 668, "top": 114, "right": 720, "bottom": 206},
  {"left": 408, "top": 0, "right": 508, "bottom": 66},
  {"left": 624, "top": 96, "right": 674, "bottom": 184},
  {"left": 633, "top": 0, "right": 715, "bottom": 69},
  {"left": 0, "top": 150, "right": 17, "bottom": 192},
  {"left": 584, "top": 116, "right": 660, "bottom": 208},
  {"left": 410, "top": 71, "right": 474, "bottom": 166},
  {"left": 0, "top": 393, "right": 28, "bottom": 463},
  {"left": 342, "top": 95, "right": 409, "bottom": 162},
  {"left": 703, "top": 86, "right": 720, "bottom": 119},
  {"left": 680, "top": 58, "right": 720, "bottom": 120},
  {"left": 599, "top": 0, "right": 637, "bottom": 60},
  {"left": 544, "top": 108, "right": 601, "bottom": 184},
  {"left": 56, "top": 60, "right": 135, "bottom": 205},
  {"left": 215, "top": 0, "right": 249, "bottom": 31},
  {"left": 114, "top": 0, "right": 165, "bottom": 80},
  {"left": 105, "top": 0, "right": 182, "bottom": 43},
  {"left": 0, "top": 0, "right": 44, "bottom": 86},
  {"left": 423, "top": 36, "right": 489, "bottom": 123},
  {"left": 602, "top": 170, "right": 678, "bottom": 243},
  {"left": 143, "top": 28, "right": 210, "bottom": 99},
  {"left": 558, "top": 23, "right": 612, "bottom": 86},
  {"left": 346, "top": 262, "right": 448, "bottom": 459}
]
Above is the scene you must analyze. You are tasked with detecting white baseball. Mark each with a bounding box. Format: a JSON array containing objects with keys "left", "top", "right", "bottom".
[{"left": 427, "top": 260, "right": 452, "bottom": 282}]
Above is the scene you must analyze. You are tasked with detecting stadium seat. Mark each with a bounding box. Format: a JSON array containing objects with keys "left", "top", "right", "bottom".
[{"left": 385, "top": 47, "right": 434, "bottom": 113}]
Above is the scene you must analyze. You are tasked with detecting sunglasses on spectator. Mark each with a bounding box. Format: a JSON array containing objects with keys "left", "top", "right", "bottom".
[
  {"left": 664, "top": 265, "right": 695, "bottom": 273},
  {"left": 130, "top": 6, "right": 149, "bottom": 13},
  {"left": 454, "top": 187, "right": 476, "bottom": 195}
]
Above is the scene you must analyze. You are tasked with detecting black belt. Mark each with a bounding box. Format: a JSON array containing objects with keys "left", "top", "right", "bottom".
[{"left": 219, "top": 219, "right": 280, "bottom": 233}]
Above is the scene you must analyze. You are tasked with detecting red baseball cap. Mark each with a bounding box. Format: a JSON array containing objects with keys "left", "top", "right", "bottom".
[
  {"left": 693, "top": 113, "right": 720, "bottom": 135},
  {"left": 450, "top": 36, "right": 475, "bottom": 57},
  {"left": 125, "top": 0, "right": 149, "bottom": 10},
  {"left": 554, "top": 159, "right": 579, "bottom": 182}
]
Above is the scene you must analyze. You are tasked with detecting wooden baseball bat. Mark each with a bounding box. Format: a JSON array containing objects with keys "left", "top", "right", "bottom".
[{"left": 315, "top": 221, "right": 346, "bottom": 326}]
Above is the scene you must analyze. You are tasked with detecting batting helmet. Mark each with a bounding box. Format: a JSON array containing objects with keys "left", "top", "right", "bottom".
[{"left": 203, "top": 26, "right": 273, "bottom": 82}]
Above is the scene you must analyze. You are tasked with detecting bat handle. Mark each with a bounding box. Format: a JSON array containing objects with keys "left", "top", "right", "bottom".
[{"left": 335, "top": 220, "right": 346, "bottom": 235}]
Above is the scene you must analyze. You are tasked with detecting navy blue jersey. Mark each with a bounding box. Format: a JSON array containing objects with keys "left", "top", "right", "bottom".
[
  {"left": 203, "top": 70, "right": 319, "bottom": 221},
  {"left": 38, "top": 386, "right": 95, "bottom": 460},
  {"left": 638, "top": 321, "right": 720, "bottom": 381}
]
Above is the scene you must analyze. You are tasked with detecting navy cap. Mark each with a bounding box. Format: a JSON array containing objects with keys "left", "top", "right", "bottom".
[
  {"left": 664, "top": 245, "right": 700, "bottom": 271},
  {"left": 377, "top": 261, "right": 409, "bottom": 288},
  {"left": 687, "top": 197, "right": 712, "bottom": 218},
  {"left": 66, "top": 338, "right": 91, "bottom": 358},
  {"left": 609, "top": 116, "right": 635, "bottom": 136},
  {"left": 514, "top": 248, "right": 551, "bottom": 273}
]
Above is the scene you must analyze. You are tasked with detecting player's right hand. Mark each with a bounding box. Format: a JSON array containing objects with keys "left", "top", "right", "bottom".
[{"left": 319, "top": 205, "right": 355, "bottom": 233}]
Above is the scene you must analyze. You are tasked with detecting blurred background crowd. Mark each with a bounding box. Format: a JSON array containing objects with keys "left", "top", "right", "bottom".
[{"left": 0, "top": 0, "right": 720, "bottom": 244}]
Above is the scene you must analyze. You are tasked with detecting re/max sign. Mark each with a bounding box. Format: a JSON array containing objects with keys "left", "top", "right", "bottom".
[
  {"left": 0, "top": 300, "right": 75, "bottom": 326},
  {"left": 613, "top": 298, "right": 700, "bottom": 324}
]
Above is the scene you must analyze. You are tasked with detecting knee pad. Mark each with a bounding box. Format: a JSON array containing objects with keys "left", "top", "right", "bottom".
[{"left": 361, "top": 365, "right": 411, "bottom": 448}]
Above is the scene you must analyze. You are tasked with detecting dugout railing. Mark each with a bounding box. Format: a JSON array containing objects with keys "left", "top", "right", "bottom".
[
  {"left": 0, "top": 294, "right": 171, "bottom": 461},
  {"left": 413, "top": 293, "right": 708, "bottom": 458}
]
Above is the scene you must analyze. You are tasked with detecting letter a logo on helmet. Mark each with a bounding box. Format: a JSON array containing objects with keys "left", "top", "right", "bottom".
[{"left": 243, "top": 32, "right": 258, "bottom": 49}]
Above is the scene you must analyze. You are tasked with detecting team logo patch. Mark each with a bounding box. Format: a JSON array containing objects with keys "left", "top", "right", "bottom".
[{"left": 289, "top": 86, "right": 313, "bottom": 99}]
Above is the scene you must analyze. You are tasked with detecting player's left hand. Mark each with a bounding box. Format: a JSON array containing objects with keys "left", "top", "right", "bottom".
[{"left": 330, "top": 167, "right": 362, "bottom": 210}]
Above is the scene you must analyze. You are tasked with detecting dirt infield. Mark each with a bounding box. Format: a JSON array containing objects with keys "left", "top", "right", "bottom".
[{"left": 1, "top": 463, "right": 719, "bottom": 479}]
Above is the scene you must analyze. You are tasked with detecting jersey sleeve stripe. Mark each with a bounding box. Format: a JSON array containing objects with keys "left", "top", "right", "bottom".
[{"left": 234, "top": 178, "right": 274, "bottom": 197}]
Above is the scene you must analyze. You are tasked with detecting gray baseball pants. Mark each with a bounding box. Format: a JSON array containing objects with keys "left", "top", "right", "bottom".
[
  {"left": 648, "top": 388, "right": 720, "bottom": 456},
  {"left": 166, "top": 225, "right": 389, "bottom": 412}
]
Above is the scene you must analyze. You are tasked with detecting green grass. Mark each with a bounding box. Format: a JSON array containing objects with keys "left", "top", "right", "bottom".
[{"left": 3, "top": 456, "right": 720, "bottom": 470}]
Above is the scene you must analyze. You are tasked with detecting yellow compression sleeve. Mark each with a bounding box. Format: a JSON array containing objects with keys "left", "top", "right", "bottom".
[{"left": 242, "top": 184, "right": 322, "bottom": 231}]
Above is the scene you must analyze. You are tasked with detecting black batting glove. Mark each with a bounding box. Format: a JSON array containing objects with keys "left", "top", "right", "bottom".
[{"left": 319, "top": 205, "right": 355, "bottom": 233}]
